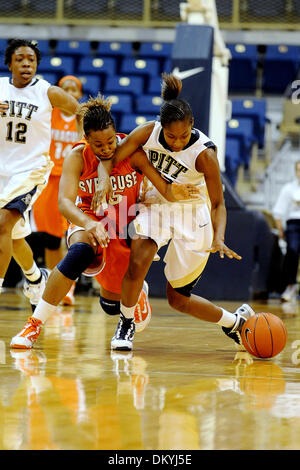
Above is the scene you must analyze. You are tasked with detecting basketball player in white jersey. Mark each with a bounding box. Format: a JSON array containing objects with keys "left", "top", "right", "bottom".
[
  {"left": 94, "top": 73, "right": 256, "bottom": 351},
  {"left": 0, "top": 39, "right": 80, "bottom": 309}
]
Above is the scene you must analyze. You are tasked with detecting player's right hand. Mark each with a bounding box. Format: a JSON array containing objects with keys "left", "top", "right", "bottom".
[
  {"left": 84, "top": 220, "right": 110, "bottom": 248},
  {"left": 170, "top": 183, "right": 205, "bottom": 201}
]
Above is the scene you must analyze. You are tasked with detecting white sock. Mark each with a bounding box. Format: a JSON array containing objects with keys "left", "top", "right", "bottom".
[
  {"left": 23, "top": 262, "right": 41, "bottom": 282},
  {"left": 217, "top": 308, "right": 237, "bottom": 328},
  {"left": 0, "top": 278, "right": 3, "bottom": 294},
  {"left": 32, "top": 298, "right": 57, "bottom": 324},
  {"left": 120, "top": 302, "right": 136, "bottom": 319}
]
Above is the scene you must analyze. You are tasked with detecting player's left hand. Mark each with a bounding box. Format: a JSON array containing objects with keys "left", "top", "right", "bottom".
[
  {"left": 170, "top": 183, "right": 205, "bottom": 201},
  {"left": 206, "top": 240, "right": 242, "bottom": 260}
]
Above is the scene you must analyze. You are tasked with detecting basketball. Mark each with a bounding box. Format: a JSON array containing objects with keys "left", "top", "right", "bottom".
[{"left": 241, "top": 313, "right": 287, "bottom": 359}]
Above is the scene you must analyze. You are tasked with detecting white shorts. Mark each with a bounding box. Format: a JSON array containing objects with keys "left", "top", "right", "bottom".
[
  {"left": 0, "top": 160, "right": 53, "bottom": 240},
  {"left": 132, "top": 202, "right": 213, "bottom": 288}
]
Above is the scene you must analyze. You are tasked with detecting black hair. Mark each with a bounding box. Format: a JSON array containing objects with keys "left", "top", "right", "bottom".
[
  {"left": 80, "top": 94, "right": 115, "bottom": 136},
  {"left": 4, "top": 39, "right": 41, "bottom": 66},
  {"left": 160, "top": 73, "right": 194, "bottom": 127}
]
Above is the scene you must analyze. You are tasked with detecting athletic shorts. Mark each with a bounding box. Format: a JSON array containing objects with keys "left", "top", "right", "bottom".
[
  {"left": 0, "top": 161, "right": 53, "bottom": 240},
  {"left": 132, "top": 201, "right": 214, "bottom": 288},
  {"left": 32, "top": 174, "right": 68, "bottom": 239}
]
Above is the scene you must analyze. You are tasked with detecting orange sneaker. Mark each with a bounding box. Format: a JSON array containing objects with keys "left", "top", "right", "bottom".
[
  {"left": 134, "top": 281, "right": 152, "bottom": 333},
  {"left": 62, "top": 283, "right": 76, "bottom": 306},
  {"left": 10, "top": 317, "right": 43, "bottom": 349}
]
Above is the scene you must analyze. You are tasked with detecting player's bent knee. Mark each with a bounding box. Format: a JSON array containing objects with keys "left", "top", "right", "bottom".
[
  {"left": 99, "top": 296, "right": 120, "bottom": 315},
  {"left": 57, "top": 242, "right": 95, "bottom": 281},
  {"left": 167, "top": 285, "right": 190, "bottom": 311}
]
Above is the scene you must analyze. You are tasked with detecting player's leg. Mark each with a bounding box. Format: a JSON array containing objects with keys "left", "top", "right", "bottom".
[
  {"left": 111, "top": 237, "right": 157, "bottom": 351},
  {"left": 10, "top": 229, "right": 97, "bottom": 349},
  {"left": 165, "top": 240, "right": 255, "bottom": 350}
]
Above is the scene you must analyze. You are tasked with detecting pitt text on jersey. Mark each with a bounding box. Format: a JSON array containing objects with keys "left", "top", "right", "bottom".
[
  {"left": 1, "top": 100, "right": 38, "bottom": 144},
  {"left": 148, "top": 150, "right": 188, "bottom": 182}
]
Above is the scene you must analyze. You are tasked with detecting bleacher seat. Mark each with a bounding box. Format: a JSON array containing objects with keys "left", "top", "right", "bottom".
[
  {"left": 36, "top": 56, "right": 75, "bottom": 78},
  {"left": 78, "top": 75, "right": 101, "bottom": 96},
  {"left": 225, "top": 138, "right": 241, "bottom": 188},
  {"left": 138, "top": 42, "right": 172, "bottom": 72},
  {"left": 77, "top": 57, "right": 116, "bottom": 78},
  {"left": 36, "top": 73, "right": 58, "bottom": 85},
  {"left": 147, "top": 76, "right": 162, "bottom": 95},
  {"left": 104, "top": 75, "right": 145, "bottom": 97},
  {"left": 107, "top": 94, "right": 133, "bottom": 128},
  {"left": 120, "top": 58, "right": 160, "bottom": 83},
  {"left": 0, "top": 54, "right": 7, "bottom": 72},
  {"left": 226, "top": 118, "right": 255, "bottom": 167},
  {"left": 227, "top": 44, "right": 258, "bottom": 92},
  {"left": 55, "top": 40, "right": 92, "bottom": 58},
  {"left": 231, "top": 98, "right": 269, "bottom": 149},
  {"left": 135, "top": 95, "right": 163, "bottom": 115},
  {"left": 34, "top": 39, "right": 51, "bottom": 56},
  {"left": 262, "top": 45, "right": 300, "bottom": 93},
  {"left": 0, "top": 39, "right": 7, "bottom": 55},
  {"left": 97, "top": 41, "right": 133, "bottom": 58},
  {"left": 119, "top": 113, "right": 157, "bottom": 134}
]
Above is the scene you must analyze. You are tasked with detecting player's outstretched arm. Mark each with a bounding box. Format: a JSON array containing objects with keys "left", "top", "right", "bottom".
[{"left": 130, "top": 149, "right": 203, "bottom": 202}]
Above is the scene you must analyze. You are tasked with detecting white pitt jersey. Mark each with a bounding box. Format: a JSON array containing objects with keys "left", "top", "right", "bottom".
[
  {"left": 142, "top": 120, "right": 216, "bottom": 203},
  {"left": 0, "top": 76, "right": 52, "bottom": 176}
]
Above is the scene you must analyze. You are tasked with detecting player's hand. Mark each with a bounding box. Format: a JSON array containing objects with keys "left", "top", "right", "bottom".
[
  {"left": 170, "top": 183, "right": 204, "bottom": 201},
  {"left": 206, "top": 239, "right": 242, "bottom": 260},
  {"left": 84, "top": 219, "right": 110, "bottom": 248},
  {"left": 90, "top": 179, "right": 112, "bottom": 213}
]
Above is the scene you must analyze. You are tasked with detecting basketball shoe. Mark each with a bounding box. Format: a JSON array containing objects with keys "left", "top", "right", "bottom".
[
  {"left": 111, "top": 313, "right": 135, "bottom": 351},
  {"left": 134, "top": 281, "right": 152, "bottom": 333},
  {"left": 23, "top": 268, "right": 50, "bottom": 310},
  {"left": 222, "top": 304, "right": 255, "bottom": 350},
  {"left": 10, "top": 317, "right": 43, "bottom": 349}
]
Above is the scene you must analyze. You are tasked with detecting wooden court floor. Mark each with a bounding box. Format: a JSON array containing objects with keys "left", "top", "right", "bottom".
[{"left": 1, "top": 288, "right": 300, "bottom": 451}]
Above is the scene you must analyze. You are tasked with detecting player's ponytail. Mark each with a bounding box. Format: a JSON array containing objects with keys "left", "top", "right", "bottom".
[{"left": 160, "top": 73, "right": 193, "bottom": 127}]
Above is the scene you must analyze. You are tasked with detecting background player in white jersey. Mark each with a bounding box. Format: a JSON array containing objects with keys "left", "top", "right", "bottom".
[
  {"left": 94, "top": 73, "right": 256, "bottom": 351},
  {"left": 0, "top": 39, "right": 80, "bottom": 309}
]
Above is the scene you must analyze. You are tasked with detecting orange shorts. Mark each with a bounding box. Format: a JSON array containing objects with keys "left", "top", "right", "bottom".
[
  {"left": 95, "top": 237, "right": 130, "bottom": 294},
  {"left": 67, "top": 212, "right": 130, "bottom": 294},
  {"left": 32, "top": 174, "right": 68, "bottom": 239}
]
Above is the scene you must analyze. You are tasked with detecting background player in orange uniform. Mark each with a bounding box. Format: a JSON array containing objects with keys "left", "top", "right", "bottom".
[
  {"left": 31, "top": 75, "right": 83, "bottom": 305},
  {"left": 10, "top": 95, "right": 201, "bottom": 349}
]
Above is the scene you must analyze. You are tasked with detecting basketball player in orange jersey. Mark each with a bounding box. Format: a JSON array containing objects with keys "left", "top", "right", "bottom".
[
  {"left": 10, "top": 95, "right": 201, "bottom": 349},
  {"left": 31, "top": 75, "right": 83, "bottom": 306}
]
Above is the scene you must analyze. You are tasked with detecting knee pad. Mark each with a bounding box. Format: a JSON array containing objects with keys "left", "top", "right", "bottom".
[
  {"left": 99, "top": 296, "right": 120, "bottom": 315},
  {"left": 173, "top": 274, "right": 201, "bottom": 298},
  {"left": 57, "top": 242, "right": 95, "bottom": 280}
]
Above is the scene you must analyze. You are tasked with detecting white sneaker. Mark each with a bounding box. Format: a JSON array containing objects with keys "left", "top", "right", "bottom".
[
  {"left": 111, "top": 314, "right": 135, "bottom": 351},
  {"left": 281, "top": 284, "right": 298, "bottom": 302},
  {"left": 23, "top": 268, "right": 50, "bottom": 307},
  {"left": 222, "top": 304, "right": 255, "bottom": 350}
]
